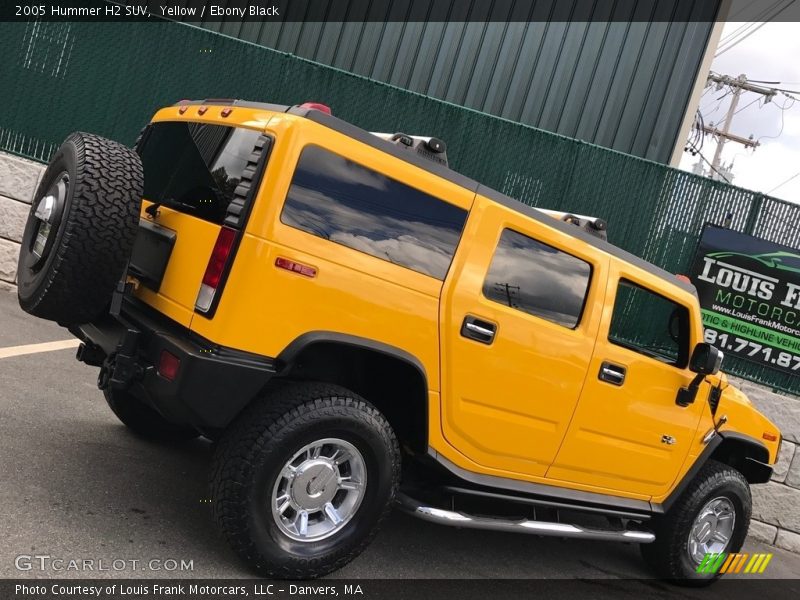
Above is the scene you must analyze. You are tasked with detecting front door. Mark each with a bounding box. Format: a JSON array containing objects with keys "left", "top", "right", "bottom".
[
  {"left": 440, "top": 202, "right": 607, "bottom": 478},
  {"left": 548, "top": 266, "right": 706, "bottom": 497}
]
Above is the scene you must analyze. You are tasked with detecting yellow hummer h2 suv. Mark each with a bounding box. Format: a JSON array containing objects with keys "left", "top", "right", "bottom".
[{"left": 16, "top": 100, "right": 781, "bottom": 583}]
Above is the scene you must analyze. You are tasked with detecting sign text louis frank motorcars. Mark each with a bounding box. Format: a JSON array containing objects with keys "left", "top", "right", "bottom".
[{"left": 691, "top": 224, "right": 800, "bottom": 374}]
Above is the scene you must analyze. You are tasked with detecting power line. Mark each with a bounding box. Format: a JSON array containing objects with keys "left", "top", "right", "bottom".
[
  {"left": 725, "top": 0, "right": 787, "bottom": 25},
  {"left": 717, "top": 22, "right": 769, "bottom": 56},
  {"left": 733, "top": 95, "right": 764, "bottom": 115},
  {"left": 766, "top": 171, "right": 800, "bottom": 195},
  {"left": 715, "top": 0, "right": 798, "bottom": 56},
  {"left": 757, "top": 93, "right": 796, "bottom": 143}
]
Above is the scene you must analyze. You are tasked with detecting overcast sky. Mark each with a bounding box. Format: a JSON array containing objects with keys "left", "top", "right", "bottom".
[{"left": 678, "top": 22, "right": 800, "bottom": 204}]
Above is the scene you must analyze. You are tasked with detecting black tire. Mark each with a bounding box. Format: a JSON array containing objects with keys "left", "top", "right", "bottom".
[
  {"left": 641, "top": 460, "right": 751, "bottom": 585},
  {"left": 17, "top": 132, "right": 143, "bottom": 325},
  {"left": 210, "top": 382, "right": 400, "bottom": 579},
  {"left": 104, "top": 388, "right": 199, "bottom": 441}
]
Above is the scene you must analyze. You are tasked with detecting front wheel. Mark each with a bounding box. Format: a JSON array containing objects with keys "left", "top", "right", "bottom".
[
  {"left": 641, "top": 460, "right": 751, "bottom": 585},
  {"left": 210, "top": 382, "right": 400, "bottom": 579}
]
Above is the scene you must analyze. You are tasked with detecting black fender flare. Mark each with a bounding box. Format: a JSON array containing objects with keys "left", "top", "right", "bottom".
[
  {"left": 277, "top": 331, "right": 429, "bottom": 383},
  {"left": 657, "top": 431, "right": 772, "bottom": 513}
]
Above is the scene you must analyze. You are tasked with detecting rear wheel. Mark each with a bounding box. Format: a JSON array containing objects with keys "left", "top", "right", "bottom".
[
  {"left": 104, "top": 388, "right": 199, "bottom": 441},
  {"left": 17, "top": 132, "right": 143, "bottom": 325},
  {"left": 641, "top": 460, "right": 751, "bottom": 585},
  {"left": 210, "top": 382, "right": 400, "bottom": 579}
]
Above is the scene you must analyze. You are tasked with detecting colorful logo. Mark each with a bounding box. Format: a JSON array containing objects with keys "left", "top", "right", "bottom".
[
  {"left": 707, "top": 250, "right": 800, "bottom": 275},
  {"left": 696, "top": 552, "right": 773, "bottom": 574}
]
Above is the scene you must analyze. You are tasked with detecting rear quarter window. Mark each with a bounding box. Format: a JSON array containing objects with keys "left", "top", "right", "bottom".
[{"left": 280, "top": 145, "right": 468, "bottom": 280}]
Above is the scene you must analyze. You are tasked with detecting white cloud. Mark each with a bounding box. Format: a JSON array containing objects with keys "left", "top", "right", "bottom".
[{"left": 682, "top": 22, "right": 800, "bottom": 205}]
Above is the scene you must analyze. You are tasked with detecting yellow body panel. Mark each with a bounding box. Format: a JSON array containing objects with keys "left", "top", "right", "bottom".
[
  {"left": 546, "top": 261, "right": 706, "bottom": 497},
  {"left": 133, "top": 102, "right": 780, "bottom": 504},
  {"left": 133, "top": 105, "right": 281, "bottom": 325},
  {"left": 133, "top": 203, "right": 221, "bottom": 327},
  {"left": 190, "top": 114, "right": 475, "bottom": 392},
  {"left": 439, "top": 196, "right": 609, "bottom": 478}
]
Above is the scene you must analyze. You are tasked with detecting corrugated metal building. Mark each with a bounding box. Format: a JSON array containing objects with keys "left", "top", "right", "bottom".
[{"left": 149, "top": 0, "right": 722, "bottom": 164}]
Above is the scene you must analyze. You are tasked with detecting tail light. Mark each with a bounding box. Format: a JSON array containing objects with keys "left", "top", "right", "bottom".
[{"left": 196, "top": 226, "right": 237, "bottom": 313}]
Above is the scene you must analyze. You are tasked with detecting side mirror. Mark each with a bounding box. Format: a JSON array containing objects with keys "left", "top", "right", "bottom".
[
  {"left": 677, "top": 344, "right": 724, "bottom": 406},
  {"left": 690, "top": 343, "right": 724, "bottom": 375}
]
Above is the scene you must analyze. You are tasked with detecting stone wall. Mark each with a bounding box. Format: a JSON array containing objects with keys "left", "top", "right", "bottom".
[
  {"left": 0, "top": 151, "right": 45, "bottom": 290},
  {"left": 0, "top": 149, "right": 798, "bottom": 553},
  {"left": 729, "top": 376, "right": 800, "bottom": 553}
]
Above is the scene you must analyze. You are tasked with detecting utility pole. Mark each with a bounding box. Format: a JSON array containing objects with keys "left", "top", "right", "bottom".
[{"left": 705, "top": 73, "right": 777, "bottom": 179}]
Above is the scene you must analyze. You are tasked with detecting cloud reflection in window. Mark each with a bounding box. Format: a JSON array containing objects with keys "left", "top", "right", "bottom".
[
  {"left": 483, "top": 229, "right": 592, "bottom": 328},
  {"left": 281, "top": 145, "right": 467, "bottom": 280}
]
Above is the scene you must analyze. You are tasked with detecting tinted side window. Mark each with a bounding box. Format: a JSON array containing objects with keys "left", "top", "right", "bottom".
[
  {"left": 138, "top": 122, "right": 262, "bottom": 224},
  {"left": 280, "top": 145, "right": 467, "bottom": 280},
  {"left": 482, "top": 229, "right": 592, "bottom": 328},
  {"left": 609, "top": 280, "right": 690, "bottom": 367}
]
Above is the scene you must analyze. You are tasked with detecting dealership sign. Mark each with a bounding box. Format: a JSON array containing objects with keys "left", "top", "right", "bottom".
[{"left": 690, "top": 225, "right": 800, "bottom": 374}]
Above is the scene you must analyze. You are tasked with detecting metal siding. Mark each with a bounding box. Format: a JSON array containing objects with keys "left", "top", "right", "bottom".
[{"left": 178, "top": 0, "right": 717, "bottom": 163}]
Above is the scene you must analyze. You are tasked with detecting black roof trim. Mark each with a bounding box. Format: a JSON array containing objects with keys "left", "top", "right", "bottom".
[
  {"left": 477, "top": 185, "right": 697, "bottom": 295},
  {"left": 173, "top": 100, "right": 695, "bottom": 296},
  {"left": 288, "top": 106, "right": 694, "bottom": 296},
  {"left": 173, "top": 99, "right": 291, "bottom": 112},
  {"left": 287, "top": 105, "right": 479, "bottom": 191}
]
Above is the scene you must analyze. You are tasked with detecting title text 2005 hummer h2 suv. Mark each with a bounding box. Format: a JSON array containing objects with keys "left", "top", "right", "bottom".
[{"left": 16, "top": 100, "right": 781, "bottom": 583}]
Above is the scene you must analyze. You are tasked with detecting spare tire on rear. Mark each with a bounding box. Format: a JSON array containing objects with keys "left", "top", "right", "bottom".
[{"left": 17, "top": 132, "right": 143, "bottom": 325}]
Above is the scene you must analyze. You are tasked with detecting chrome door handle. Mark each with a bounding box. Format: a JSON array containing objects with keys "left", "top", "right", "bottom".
[
  {"left": 461, "top": 316, "right": 497, "bottom": 344},
  {"left": 465, "top": 322, "right": 495, "bottom": 337},
  {"left": 599, "top": 362, "right": 626, "bottom": 386}
]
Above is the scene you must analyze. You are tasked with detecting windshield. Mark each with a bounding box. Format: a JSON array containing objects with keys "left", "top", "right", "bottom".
[{"left": 137, "top": 121, "right": 262, "bottom": 224}]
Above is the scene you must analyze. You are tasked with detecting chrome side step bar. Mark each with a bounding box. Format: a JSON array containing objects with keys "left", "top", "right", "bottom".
[{"left": 397, "top": 494, "right": 655, "bottom": 544}]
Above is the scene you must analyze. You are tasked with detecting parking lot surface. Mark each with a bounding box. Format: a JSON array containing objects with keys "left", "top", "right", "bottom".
[{"left": 1, "top": 290, "right": 799, "bottom": 582}]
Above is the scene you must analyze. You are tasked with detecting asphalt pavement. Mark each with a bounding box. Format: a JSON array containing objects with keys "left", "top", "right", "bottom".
[{"left": 1, "top": 289, "right": 799, "bottom": 585}]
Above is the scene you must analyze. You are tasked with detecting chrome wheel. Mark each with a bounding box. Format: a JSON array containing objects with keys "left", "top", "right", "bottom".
[
  {"left": 271, "top": 438, "right": 367, "bottom": 542},
  {"left": 30, "top": 173, "right": 68, "bottom": 266},
  {"left": 687, "top": 496, "right": 736, "bottom": 564}
]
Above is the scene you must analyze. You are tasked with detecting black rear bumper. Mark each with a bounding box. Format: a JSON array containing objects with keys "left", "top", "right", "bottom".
[{"left": 70, "top": 296, "right": 277, "bottom": 432}]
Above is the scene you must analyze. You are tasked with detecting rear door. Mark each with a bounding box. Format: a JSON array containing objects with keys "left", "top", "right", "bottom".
[
  {"left": 130, "top": 119, "right": 270, "bottom": 326},
  {"left": 547, "top": 265, "right": 705, "bottom": 497},
  {"left": 440, "top": 199, "right": 608, "bottom": 478}
]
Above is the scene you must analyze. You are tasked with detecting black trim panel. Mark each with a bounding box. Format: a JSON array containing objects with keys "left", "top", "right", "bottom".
[
  {"left": 428, "top": 448, "right": 654, "bottom": 515},
  {"left": 278, "top": 331, "right": 428, "bottom": 385},
  {"left": 440, "top": 486, "right": 652, "bottom": 521},
  {"left": 75, "top": 297, "right": 276, "bottom": 430},
  {"left": 658, "top": 430, "right": 772, "bottom": 512},
  {"left": 288, "top": 106, "right": 480, "bottom": 191},
  {"left": 173, "top": 99, "right": 291, "bottom": 112},
  {"left": 128, "top": 219, "right": 176, "bottom": 292},
  {"left": 717, "top": 430, "right": 770, "bottom": 463}
]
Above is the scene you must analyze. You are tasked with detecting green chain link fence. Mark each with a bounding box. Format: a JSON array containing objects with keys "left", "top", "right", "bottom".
[{"left": 1, "top": 20, "right": 798, "bottom": 395}]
